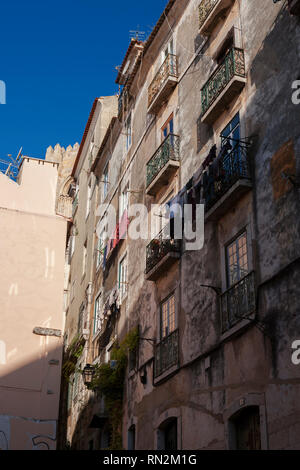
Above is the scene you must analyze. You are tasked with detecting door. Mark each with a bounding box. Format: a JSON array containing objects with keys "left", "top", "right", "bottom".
[
  {"left": 164, "top": 419, "right": 177, "bottom": 450},
  {"left": 234, "top": 407, "right": 261, "bottom": 450}
]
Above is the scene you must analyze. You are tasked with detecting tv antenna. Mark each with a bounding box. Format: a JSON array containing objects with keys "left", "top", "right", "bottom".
[
  {"left": 129, "top": 26, "right": 145, "bottom": 42},
  {"left": 0, "top": 147, "right": 23, "bottom": 181}
]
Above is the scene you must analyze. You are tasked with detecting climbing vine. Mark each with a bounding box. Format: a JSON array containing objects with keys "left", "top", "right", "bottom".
[
  {"left": 62, "top": 334, "right": 85, "bottom": 381},
  {"left": 89, "top": 327, "right": 139, "bottom": 450}
]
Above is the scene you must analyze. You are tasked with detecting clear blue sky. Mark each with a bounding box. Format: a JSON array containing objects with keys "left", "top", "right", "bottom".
[{"left": 0, "top": 0, "right": 167, "bottom": 162}]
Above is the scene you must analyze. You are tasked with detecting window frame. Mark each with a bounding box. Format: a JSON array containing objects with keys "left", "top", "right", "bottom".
[
  {"left": 93, "top": 293, "right": 102, "bottom": 336},
  {"left": 160, "top": 293, "right": 176, "bottom": 340},
  {"left": 118, "top": 253, "right": 128, "bottom": 303},
  {"left": 225, "top": 230, "right": 249, "bottom": 289}
]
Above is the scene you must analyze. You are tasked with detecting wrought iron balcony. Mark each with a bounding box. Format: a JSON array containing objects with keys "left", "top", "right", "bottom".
[
  {"left": 221, "top": 271, "right": 256, "bottom": 334},
  {"left": 199, "top": 0, "right": 233, "bottom": 35},
  {"left": 203, "top": 139, "right": 252, "bottom": 218},
  {"left": 145, "top": 225, "right": 181, "bottom": 281},
  {"left": 146, "top": 134, "right": 180, "bottom": 195},
  {"left": 154, "top": 328, "right": 179, "bottom": 378},
  {"left": 72, "top": 193, "right": 78, "bottom": 217},
  {"left": 148, "top": 54, "right": 178, "bottom": 114},
  {"left": 201, "top": 47, "right": 246, "bottom": 124}
]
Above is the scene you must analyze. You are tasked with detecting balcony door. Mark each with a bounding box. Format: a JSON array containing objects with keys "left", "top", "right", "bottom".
[
  {"left": 221, "top": 113, "right": 243, "bottom": 178},
  {"left": 161, "top": 114, "right": 174, "bottom": 140},
  {"left": 226, "top": 231, "right": 249, "bottom": 288},
  {"left": 161, "top": 38, "right": 175, "bottom": 75},
  {"left": 232, "top": 407, "right": 261, "bottom": 450},
  {"left": 160, "top": 294, "right": 176, "bottom": 339}
]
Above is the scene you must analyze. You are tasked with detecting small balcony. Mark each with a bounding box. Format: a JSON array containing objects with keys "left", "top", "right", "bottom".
[
  {"left": 146, "top": 134, "right": 180, "bottom": 196},
  {"left": 221, "top": 271, "right": 256, "bottom": 334},
  {"left": 154, "top": 328, "right": 179, "bottom": 379},
  {"left": 201, "top": 47, "right": 246, "bottom": 124},
  {"left": 148, "top": 54, "right": 178, "bottom": 114},
  {"left": 199, "top": 0, "right": 233, "bottom": 35},
  {"left": 72, "top": 193, "right": 78, "bottom": 218},
  {"left": 203, "top": 140, "right": 252, "bottom": 220},
  {"left": 145, "top": 225, "right": 181, "bottom": 281}
]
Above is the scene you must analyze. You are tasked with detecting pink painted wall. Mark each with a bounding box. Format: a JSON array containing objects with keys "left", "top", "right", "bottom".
[{"left": 0, "top": 158, "right": 67, "bottom": 449}]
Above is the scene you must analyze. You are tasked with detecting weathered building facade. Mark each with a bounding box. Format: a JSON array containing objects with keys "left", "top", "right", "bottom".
[{"left": 60, "top": 0, "right": 300, "bottom": 450}]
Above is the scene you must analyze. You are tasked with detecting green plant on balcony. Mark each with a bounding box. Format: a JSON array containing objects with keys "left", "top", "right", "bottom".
[{"left": 88, "top": 327, "right": 139, "bottom": 450}]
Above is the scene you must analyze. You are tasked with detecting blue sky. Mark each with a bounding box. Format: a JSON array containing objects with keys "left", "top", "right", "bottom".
[{"left": 0, "top": 0, "right": 167, "bottom": 162}]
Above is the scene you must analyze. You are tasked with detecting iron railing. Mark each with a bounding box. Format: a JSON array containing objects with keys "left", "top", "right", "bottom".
[
  {"left": 148, "top": 54, "right": 178, "bottom": 108},
  {"left": 146, "top": 134, "right": 180, "bottom": 188},
  {"left": 145, "top": 224, "right": 181, "bottom": 274},
  {"left": 201, "top": 47, "right": 245, "bottom": 116},
  {"left": 221, "top": 271, "right": 256, "bottom": 333},
  {"left": 199, "top": 0, "right": 219, "bottom": 29},
  {"left": 155, "top": 328, "right": 179, "bottom": 378},
  {"left": 72, "top": 193, "right": 78, "bottom": 217},
  {"left": 203, "top": 139, "right": 251, "bottom": 212}
]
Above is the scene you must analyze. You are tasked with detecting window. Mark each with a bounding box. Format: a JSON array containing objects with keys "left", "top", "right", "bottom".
[
  {"left": 125, "top": 113, "right": 132, "bottom": 152},
  {"left": 71, "top": 279, "right": 76, "bottom": 301},
  {"left": 128, "top": 425, "right": 136, "bottom": 451},
  {"left": 96, "top": 230, "right": 105, "bottom": 269},
  {"left": 69, "top": 234, "right": 75, "bottom": 262},
  {"left": 82, "top": 241, "right": 87, "bottom": 277},
  {"left": 86, "top": 180, "right": 92, "bottom": 218},
  {"left": 119, "top": 187, "right": 128, "bottom": 217},
  {"left": 94, "top": 294, "right": 102, "bottom": 335},
  {"left": 103, "top": 165, "right": 109, "bottom": 201},
  {"left": 158, "top": 418, "right": 177, "bottom": 450},
  {"left": 221, "top": 112, "right": 240, "bottom": 147},
  {"left": 226, "top": 232, "right": 249, "bottom": 288},
  {"left": 73, "top": 367, "right": 81, "bottom": 402},
  {"left": 216, "top": 33, "right": 234, "bottom": 65},
  {"left": 118, "top": 254, "right": 128, "bottom": 302},
  {"left": 162, "top": 38, "right": 174, "bottom": 63},
  {"left": 78, "top": 303, "right": 85, "bottom": 334},
  {"left": 161, "top": 114, "right": 174, "bottom": 140},
  {"left": 160, "top": 294, "right": 176, "bottom": 339}
]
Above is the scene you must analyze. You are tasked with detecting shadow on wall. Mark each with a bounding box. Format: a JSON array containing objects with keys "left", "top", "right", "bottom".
[{"left": 0, "top": 344, "right": 63, "bottom": 450}]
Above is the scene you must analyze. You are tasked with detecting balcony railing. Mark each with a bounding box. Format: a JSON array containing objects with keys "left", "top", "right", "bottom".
[
  {"left": 148, "top": 54, "right": 178, "bottom": 110},
  {"left": 146, "top": 134, "right": 180, "bottom": 188},
  {"left": 201, "top": 47, "right": 245, "bottom": 118},
  {"left": 199, "top": 0, "right": 219, "bottom": 28},
  {"left": 199, "top": 0, "right": 233, "bottom": 34},
  {"left": 155, "top": 328, "right": 179, "bottom": 378},
  {"left": 72, "top": 193, "right": 78, "bottom": 217},
  {"left": 221, "top": 271, "right": 256, "bottom": 333},
  {"left": 145, "top": 224, "right": 181, "bottom": 275},
  {"left": 203, "top": 139, "right": 251, "bottom": 212}
]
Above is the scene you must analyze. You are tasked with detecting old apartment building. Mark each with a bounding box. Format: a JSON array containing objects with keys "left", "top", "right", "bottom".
[{"left": 59, "top": 0, "right": 300, "bottom": 450}]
